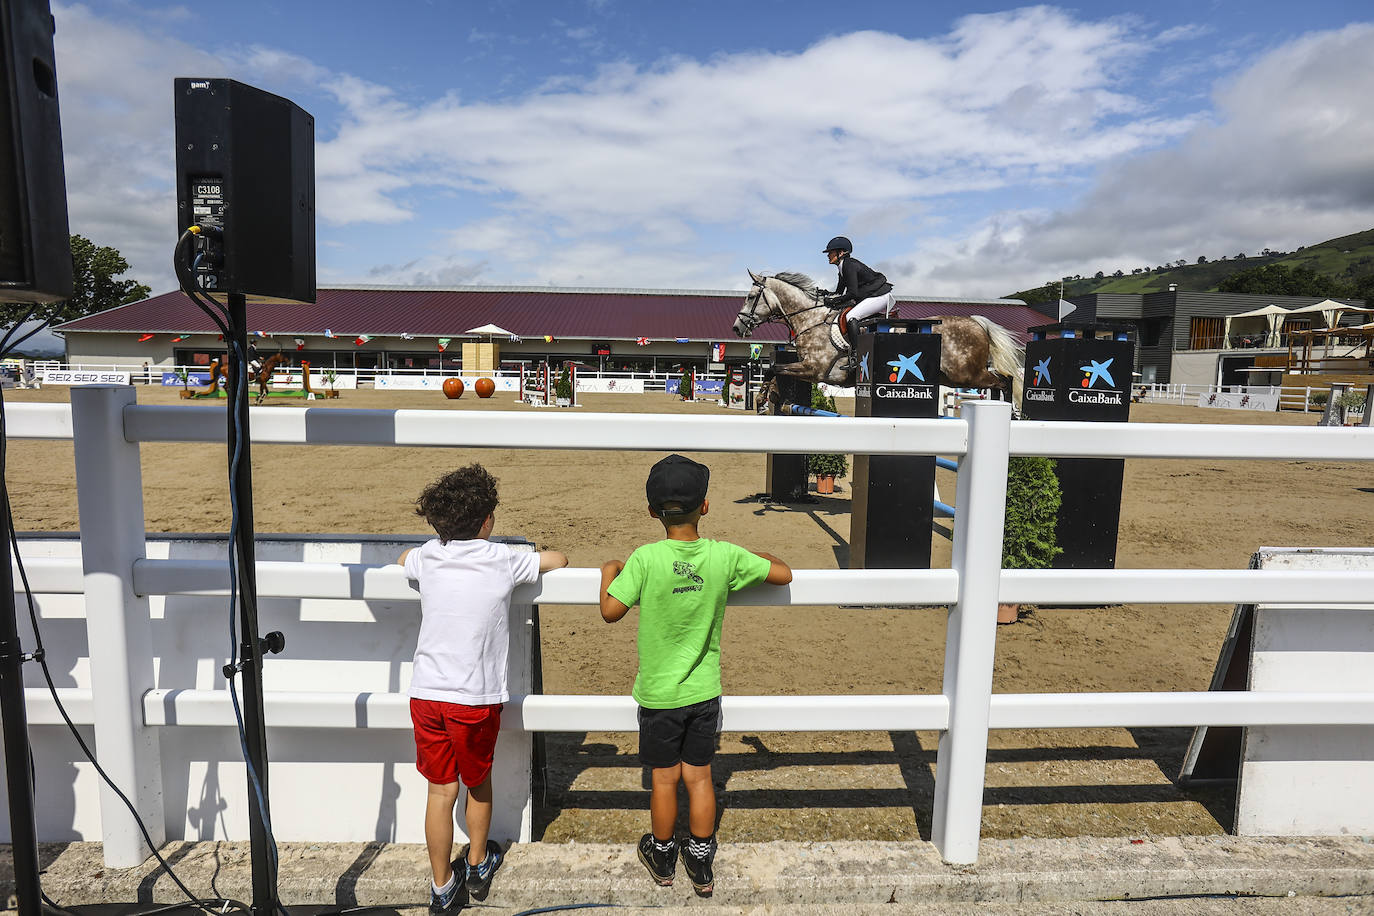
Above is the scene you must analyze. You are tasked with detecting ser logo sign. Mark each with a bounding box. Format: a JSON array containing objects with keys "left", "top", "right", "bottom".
[
  {"left": 874, "top": 350, "right": 934, "bottom": 401},
  {"left": 1069, "top": 356, "right": 1123, "bottom": 406},
  {"left": 1025, "top": 356, "right": 1055, "bottom": 404}
]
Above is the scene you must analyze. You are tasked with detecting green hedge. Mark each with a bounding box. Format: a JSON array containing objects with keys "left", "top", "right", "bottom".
[{"left": 1002, "top": 457, "right": 1062, "bottom": 570}]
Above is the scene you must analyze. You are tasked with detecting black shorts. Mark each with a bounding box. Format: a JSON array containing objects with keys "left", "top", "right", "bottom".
[{"left": 637, "top": 697, "right": 722, "bottom": 768}]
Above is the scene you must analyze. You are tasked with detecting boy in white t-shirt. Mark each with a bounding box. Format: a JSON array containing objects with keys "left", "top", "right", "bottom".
[{"left": 399, "top": 464, "right": 568, "bottom": 912}]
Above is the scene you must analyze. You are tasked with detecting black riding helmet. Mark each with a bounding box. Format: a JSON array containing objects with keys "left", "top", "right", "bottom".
[{"left": 823, "top": 236, "right": 852, "bottom": 254}]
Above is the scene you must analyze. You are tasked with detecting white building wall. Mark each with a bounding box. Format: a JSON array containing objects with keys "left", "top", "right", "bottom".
[{"left": 1169, "top": 350, "right": 1221, "bottom": 388}]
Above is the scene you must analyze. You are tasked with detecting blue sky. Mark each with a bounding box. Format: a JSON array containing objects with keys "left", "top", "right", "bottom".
[{"left": 50, "top": 1, "right": 1374, "bottom": 299}]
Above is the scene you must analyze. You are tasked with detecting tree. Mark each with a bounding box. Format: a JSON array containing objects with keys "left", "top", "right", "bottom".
[
  {"left": 0, "top": 235, "right": 150, "bottom": 328},
  {"left": 1094, "top": 271, "right": 1104, "bottom": 279},
  {"left": 1196, "top": 256, "right": 1207, "bottom": 264},
  {"left": 1218, "top": 263, "right": 1346, "bottom": 297}
]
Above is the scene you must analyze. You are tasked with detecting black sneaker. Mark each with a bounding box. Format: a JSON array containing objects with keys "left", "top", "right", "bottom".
[
  {"left": 429, "top": 873, "right": 464, "bottom": 914},
  {"left": 636, "top": 833, "right": 677, "bottom": 886},
  {"left": 464, "top": 840, "right": 503, "bottom": 902},
  {"left": 681, "top": 836, "right": 716, "bottom": 897}
]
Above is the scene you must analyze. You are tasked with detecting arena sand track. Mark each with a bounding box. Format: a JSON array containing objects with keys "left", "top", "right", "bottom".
[{"left": 5, "top": 386, "right": 1372, "bottom": 844}]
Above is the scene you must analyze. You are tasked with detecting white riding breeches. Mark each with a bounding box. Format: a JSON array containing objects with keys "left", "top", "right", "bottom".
[{"left": 847, "top": 292, "right": 895, "bottom": 324}]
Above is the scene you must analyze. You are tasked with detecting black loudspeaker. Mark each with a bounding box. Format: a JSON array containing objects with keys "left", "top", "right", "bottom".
[
  {"left": 174, "top": 78, "right": 315, "bottom": 303},
  {"left": 0, "top": 0, "right": 72, "bottom": 303}
]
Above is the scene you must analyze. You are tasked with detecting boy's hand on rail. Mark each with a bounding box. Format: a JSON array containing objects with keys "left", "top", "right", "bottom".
[{"left": 599, "top": 560, "right": 629, "bottom": 623}]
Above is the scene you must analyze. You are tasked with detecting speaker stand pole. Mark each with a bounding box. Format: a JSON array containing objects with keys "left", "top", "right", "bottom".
[
  {"left": 226, "top": 292, "right": 279, "bottom": 915},
  {"left": 0, "top": 484, "right": 43, "bottom": 916}
]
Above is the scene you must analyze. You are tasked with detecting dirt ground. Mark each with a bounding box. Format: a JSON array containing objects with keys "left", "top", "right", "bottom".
[{"left": 5, "top": 384, "right": 1372, "bottom": 844}]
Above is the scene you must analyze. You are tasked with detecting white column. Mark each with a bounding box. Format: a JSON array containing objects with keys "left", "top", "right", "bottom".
[
  {"left": 498, "top": 593, "right": 536, "bottom": 843},
  {"left": 931, "top": 400, "right": 1012, "bottom": 865},
  {"left": 70, "top": 385, "right": 164, "bottom": 867}
]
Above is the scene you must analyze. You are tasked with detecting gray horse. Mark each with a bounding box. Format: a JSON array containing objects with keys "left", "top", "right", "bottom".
[{"left": 733, "top": 270, "right": 1024, "bottom": 414}]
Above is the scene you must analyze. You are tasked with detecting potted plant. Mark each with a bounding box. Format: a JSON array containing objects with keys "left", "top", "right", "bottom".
[
  {"left": 807, "top": 452, "right": 848, "bottom": 494},
  {"left": 555, "top": 365, "right": 573, "bottom": 406},
  {"left": 1308, "top": 390, "right": 1329, "bottom": 410},
  {"left": 174, "top": 367, "right": 189, "bottom": 392},
  {"left": 322, "top": 368, "right": 338, "bottom": 397},
  {"left": 1336, "top": 389, "right": 1366, "bottom": 425},
  {"left": 999, "top": 456, "right": 1062, "bottom": 624}
]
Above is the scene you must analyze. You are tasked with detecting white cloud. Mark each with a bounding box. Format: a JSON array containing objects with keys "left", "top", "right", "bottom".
[
  {"left": 906, "top": 23, "right": 1374, "bottom": 295},
  {"left": 48, "top": 3, "right": 1373, "bottom": 303}
]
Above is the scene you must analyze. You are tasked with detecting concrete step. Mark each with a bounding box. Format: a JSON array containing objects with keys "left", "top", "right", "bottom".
[{"left": 16, "top": 836, "right": 1374, "bottom": 912}]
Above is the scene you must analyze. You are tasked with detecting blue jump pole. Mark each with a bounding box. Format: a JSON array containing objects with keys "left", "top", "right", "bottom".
[{"left": 779, "top": 404, "right": 843, "bottom": 418}]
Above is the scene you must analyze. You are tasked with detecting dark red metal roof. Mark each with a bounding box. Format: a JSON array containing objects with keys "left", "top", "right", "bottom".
[{"left": 55, "top": 287, "right": 1046, "bottom": 341}]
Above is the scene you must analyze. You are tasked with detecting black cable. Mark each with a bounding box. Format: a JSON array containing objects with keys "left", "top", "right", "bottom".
[
  {"left": 0, "top": 382, "right": 251, "bottom": 916},
  {"left": 0, "top": 303, "right": 41, "bottom": 353}
]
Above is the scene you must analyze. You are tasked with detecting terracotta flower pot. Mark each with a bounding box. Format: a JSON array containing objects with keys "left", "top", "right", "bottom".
[
  {"left": 442, "top": 377, "right": 464, "bottom": 399},
  {"left": 817, "top": 474, "right": 836, "bottom": 494},
  {"left": 997, "top": 602, "right": 1020, "bottom": 625}
]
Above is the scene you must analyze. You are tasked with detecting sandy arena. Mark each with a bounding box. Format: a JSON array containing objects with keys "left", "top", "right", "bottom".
[{"left": 5, "top": 384, "right": 1372, "bottom": 845}]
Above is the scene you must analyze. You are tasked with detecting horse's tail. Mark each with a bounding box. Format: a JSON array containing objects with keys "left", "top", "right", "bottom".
[{"left": 970, "top": 315, "right": 1025, "bottom": 410}]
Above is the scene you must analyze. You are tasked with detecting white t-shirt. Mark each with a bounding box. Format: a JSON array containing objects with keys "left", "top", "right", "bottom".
[{"left": 404, "top": 538, "right": 541, "bottom": 705}]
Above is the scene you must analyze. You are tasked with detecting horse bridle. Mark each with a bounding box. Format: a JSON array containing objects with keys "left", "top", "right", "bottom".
[{"left": 740, "top": 278, "right": 834, "bottom": 337}]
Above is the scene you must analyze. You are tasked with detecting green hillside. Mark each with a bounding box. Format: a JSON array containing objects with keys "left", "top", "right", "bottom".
[{"left": 1009, "top": 227, "right": 1374, "bottom": 303}]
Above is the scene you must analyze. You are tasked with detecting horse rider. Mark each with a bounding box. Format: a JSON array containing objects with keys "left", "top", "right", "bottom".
[
  {"left": 821, "top": 236, "right": 894, "bottom": 360},
  {"left": 247, "top": 343, "right": 263, "bottom": 381}
]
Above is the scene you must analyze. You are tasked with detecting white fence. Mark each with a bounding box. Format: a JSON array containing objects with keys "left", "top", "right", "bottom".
[
  {"left": 1137, "top": 381, "right": 1369, "bottom": 413},
  {"left": 6, "top": 387, "right": 1374, "bottom": 871}
]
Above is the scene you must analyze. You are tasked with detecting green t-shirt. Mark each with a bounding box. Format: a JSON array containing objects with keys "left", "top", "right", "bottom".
[{"left": 607, "top": 538, "right": 772, "bottom": 709}]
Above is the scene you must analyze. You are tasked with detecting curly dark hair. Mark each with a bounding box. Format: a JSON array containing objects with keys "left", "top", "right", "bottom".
[{"left": 415, "top": 464, "right": 500, "bottom": 542}]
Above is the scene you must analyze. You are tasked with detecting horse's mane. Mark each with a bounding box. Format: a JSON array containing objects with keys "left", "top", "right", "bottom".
[{"left": 772, "top": 271, "right": 818, "bottom": 293}]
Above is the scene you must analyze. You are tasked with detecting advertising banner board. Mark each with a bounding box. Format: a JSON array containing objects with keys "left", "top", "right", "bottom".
[
  {"left": 1021, "top": 327, "right": 1134, "bottom": 570},
  {"left": 852, "top": 325, "right": 940, "bottom": 569}
]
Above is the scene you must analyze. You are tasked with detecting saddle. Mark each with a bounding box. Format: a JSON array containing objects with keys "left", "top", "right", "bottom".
[{"left": 830, "top": 306, "right": 855, "bottom": 353}]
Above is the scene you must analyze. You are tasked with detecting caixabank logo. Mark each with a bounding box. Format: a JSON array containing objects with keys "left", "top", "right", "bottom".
[
  {"left": 875, "top": 350, "right": 935, "bottom": 401},
  {"left": 1024, "top": 355, "right": 1055, "bottom": 404},
  {"left": 1069, "top": 356, "right": 1124, "bottom": 406}
]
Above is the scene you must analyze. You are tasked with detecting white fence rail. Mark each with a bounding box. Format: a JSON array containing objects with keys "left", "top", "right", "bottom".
[{"left": 6, "top": 386, "right": 1374, "bottom": 869}]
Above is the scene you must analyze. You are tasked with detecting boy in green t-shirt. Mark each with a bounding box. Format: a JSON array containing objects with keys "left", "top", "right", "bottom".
[{"left": 600, "top": 454, "right": 791, "bottom": 896}]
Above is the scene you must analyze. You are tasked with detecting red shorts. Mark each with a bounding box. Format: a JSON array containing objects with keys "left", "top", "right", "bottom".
[{"left": 410, "top": 698, "right": 503, "bottom": 787}]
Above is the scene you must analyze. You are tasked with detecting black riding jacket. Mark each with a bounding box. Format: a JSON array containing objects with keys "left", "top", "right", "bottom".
[{"left": 830, "top": 255, "right": 893, "bottom": 306}]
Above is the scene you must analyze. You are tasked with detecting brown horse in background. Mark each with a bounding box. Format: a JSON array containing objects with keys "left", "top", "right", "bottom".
[
  {"left": 219, "top": 352, "right": 288, "bottom": 405},
  {"left": 733, "top": 270, "right": 1024, "bottom": 414}
]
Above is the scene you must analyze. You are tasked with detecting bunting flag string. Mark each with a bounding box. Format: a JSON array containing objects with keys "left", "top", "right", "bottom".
[
  {"left": 354, "top": 334, "right": 372, "bottom": 346},
  {"left": 171, "top": 335, "right": 188, "bottom": 343},
  {"left": 635, "top": 337, "right": 649, "bottom": 346},
  {"left": 137, "top": 333, "right": 154, "bottom": 343},
  {"left": 437, "top": 337, "right": 451, "bottom": 352}
]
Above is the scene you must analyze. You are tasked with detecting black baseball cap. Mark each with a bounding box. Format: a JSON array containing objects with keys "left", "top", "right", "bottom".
[{"left": 646, "top": 454, "right": 710, "bottom": 516}]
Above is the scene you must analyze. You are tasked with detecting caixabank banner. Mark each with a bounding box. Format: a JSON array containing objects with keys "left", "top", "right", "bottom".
[
  {"left": 1021, "top": 332, "right": 1135, "bottom": 570},
  {"left": 1021, "top": 337, "right": 1133, "bottom": 422},
  {"left": 852, "top": 330, "right": 941, "bottom": 569}
]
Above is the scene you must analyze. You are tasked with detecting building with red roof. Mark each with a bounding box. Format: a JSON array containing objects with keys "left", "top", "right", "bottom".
[{"left": 55, "top": 284, "right": 1046, "bottom": 375}]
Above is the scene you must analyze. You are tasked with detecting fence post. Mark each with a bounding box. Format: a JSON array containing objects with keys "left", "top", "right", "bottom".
[
  {"left": 70, "top": 385, "right": 164, "bottom": 867},
  {"left": 930, "top": 399, "right": 1011, "bottom": 865}
]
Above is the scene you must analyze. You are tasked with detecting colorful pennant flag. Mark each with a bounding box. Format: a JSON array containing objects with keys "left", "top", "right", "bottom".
[
  {"left": 137, "top": 333, "right": 154, "bottom": 342},
  {"left": 543, "top": 335, "right": 554, "bottom": 343},
  {"left": 711, "top": 343, "right": 726, "bottom": 362},
  {"left": 294, "top": 338, "right": 305, "bottom": 351},
  {"left": 636, "top": 337, "right": 649, "bottom": 346},
  {"left": 400, "top": 333, "right": 415, "bottom": 340},
  {"left": 749, "top": 343, "right": 762, "bottom": 360},
  {"left": 252, "top": 330, "right": 268, "bottom": 338},
  {"left": 171, "top": 335, "right": 188, "bottom": 343},
  {"left": 324, "top": 328, "right": 336, "bottom": 339},
  {"left": 437, "top": 338, "right": 451, "bottom": 352},
  {"left": 676, "top": 337, "right": 690, "bottom": 344},
  {"left": 354, "top": 334, "right": 372, "bottom": 346}
]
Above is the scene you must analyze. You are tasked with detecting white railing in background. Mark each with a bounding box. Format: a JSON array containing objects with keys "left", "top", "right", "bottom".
[
  {"left": 6, "top": 388, "right": 1374, "bottom": 869},
  {"left": 1134, "top": 382, "right": 1366, "bottom": 412}
]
